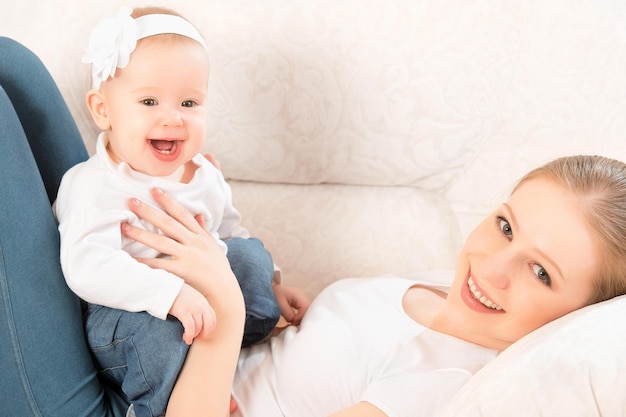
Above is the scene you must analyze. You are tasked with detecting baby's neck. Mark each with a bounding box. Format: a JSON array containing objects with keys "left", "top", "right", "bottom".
[
  {"left": 159, "top": 165, "right": 185, "bottom": 182},
  {"left": 180, "top": 162, "right": 198, "bottom": 184},
  {"left": 159, "top": 162, "right": 197, "bottom": 184}
]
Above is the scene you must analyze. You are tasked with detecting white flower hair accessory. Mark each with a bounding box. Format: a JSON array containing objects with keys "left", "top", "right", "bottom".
[
  {"left": 82, "top": 7, "right": 137, "bottom": 90},
  {"left": 82, "top": 7, "right": 208, "bottom": 90}
]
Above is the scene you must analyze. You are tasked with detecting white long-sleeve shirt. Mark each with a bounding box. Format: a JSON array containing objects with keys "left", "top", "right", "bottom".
[{"left": 56, "top": 133, "right": 250, "bottom": 319}]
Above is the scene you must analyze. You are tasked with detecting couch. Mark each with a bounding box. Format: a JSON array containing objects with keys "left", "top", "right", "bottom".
[{"left": 4, "top": 0, "right": 626, "bottom": 415}]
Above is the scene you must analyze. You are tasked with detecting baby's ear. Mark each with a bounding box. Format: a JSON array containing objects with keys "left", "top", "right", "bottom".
[{"left": 86, "top": 90, "right": 111, "bottom": 130}]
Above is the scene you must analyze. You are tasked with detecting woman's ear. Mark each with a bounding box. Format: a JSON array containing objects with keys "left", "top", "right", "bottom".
[{"left": 86, "top": 90, "right": 111, "bottom": 130}]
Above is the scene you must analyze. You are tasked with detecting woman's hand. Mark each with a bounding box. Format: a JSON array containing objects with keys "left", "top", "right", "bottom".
[
  {"left": 121, "top": 187, "right": 245, "bottom": 417},
  {"left": 121, "top": 187, "right": 238, "bottom": 300},
  {"left": 203, "top": 152, "right": 221, "bottom": 170}
]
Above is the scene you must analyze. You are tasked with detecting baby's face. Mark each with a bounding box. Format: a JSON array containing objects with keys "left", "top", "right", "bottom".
[{"left": 99, "top": 38, "right": 210, "bottom": 177}]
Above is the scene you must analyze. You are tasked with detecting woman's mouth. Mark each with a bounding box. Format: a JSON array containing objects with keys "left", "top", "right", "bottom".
[{"left": 467, "top": 276, "right": 502, "bottom": 310}]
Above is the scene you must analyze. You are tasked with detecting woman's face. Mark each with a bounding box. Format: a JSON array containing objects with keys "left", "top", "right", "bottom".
[{"left": 440, "top": 176, "right": 599, "bottom": 351}]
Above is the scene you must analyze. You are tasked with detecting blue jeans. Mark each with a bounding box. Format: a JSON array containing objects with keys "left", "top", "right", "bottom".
[
  {"left": 85, "top": 307, "right": 189, "bottom": 417},
  {"left": 86, "top": 237, "right": 279, "bottom": 417},
  {"left": 0, "top": 37, "right": 129, "bottom": 416},
  {"left": 227, "top": 237, "right": 281, "bottom": 347}
]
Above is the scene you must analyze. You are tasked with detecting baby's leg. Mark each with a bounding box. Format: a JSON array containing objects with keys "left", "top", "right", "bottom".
[
  {"left": 226, "top": 237, "right": 280, "bottom": 346},
  {"left": 85, "top": 304, "right": 189, "bottom": 417}
]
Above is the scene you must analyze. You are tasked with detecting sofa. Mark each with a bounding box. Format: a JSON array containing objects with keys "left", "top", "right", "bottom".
[{"left": 4, "top": 0, "right": 626, "bottom": 415}]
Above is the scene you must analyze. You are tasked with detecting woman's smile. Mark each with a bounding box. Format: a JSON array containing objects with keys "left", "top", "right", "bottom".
[
  {"left": 460, "top": 272, "right": 505, "bottom": 314},
  {"left": 467, "top": 276, "right": 503, "bottom": 310}
]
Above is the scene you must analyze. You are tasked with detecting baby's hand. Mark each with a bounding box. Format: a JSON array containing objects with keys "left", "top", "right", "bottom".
[
  {"left": 273, "top": 284, "right": 311, "bottom": 326},
  {"left": 169, "top": 283, "right": 216, "bottom": 344}
]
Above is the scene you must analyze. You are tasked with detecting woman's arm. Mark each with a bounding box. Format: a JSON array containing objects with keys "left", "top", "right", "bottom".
[{"left": 122, "top": 187, "right": 245, "bottom": 417}]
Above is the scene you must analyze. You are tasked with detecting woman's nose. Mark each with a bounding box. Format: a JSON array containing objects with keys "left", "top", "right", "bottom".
[{"left": 477, "top": 250, "right": 512, "bottom": 289}]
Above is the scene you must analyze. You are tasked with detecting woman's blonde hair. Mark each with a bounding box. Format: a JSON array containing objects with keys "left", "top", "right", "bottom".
[{"left": 514, "top": 155, "right": 626, "bottom": 304}]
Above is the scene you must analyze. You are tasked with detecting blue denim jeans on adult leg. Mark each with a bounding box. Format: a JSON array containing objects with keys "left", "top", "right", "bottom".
[
  {"left": 0, "top": 37, "right": 128, "bottom": 417},
  {"left": 85, "top": 304, "right": 190, "bottom": 417},
  {"left": 226, "top": 237, "right": 281, "bottom": 347}
]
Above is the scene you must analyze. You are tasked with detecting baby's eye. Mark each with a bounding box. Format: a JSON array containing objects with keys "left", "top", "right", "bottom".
[
  {"left": 141, "top": 98, "right": 157, "bottom": 106},
  {"left": 532, "top": 264, "right": 552, "bottom": 287},
  {"left": 498, "top": 216, "right": 512, "bottom": 238},
  {"left": 181, "top": 100, "right": 196, "bottom": 108}
]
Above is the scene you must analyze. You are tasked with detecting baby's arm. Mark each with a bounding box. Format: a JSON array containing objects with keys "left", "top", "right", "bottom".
[
  {"left": 56, "top": 166, "right": 183, "bottom": 319},
  {"left": 59, "top": 208, "right": 183, "bottom": 319},
  {"left": 168, "top": 283, "right": 216, "bottom": 344}
]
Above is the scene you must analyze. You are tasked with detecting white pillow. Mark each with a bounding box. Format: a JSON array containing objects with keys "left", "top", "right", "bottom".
[{"left": 438, "top": 294, "right": 626, "bottom": 417}]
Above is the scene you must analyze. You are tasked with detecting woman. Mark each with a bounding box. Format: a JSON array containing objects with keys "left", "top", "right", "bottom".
[
  {"left": 123, "top": 154, "right": 626, "bottom": 417},
  {"left": 2, "top": 36, "right": 626, "bottom": 417}
]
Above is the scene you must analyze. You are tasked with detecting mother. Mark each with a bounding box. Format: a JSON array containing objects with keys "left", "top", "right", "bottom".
[
  {"left": 126, "top": 154, "right": 626, "bottom": 417},
  {"left": 2, "top": 37, "right": 626, "bottom": 417}
]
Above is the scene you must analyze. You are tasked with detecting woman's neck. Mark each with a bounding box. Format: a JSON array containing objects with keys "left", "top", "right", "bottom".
[{"left": 402, "top": 285, "right": 446, "bottom": 327}]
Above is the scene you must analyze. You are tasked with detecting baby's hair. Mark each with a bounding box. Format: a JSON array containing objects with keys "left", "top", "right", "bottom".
[
  {"left": 515, "top": 155, "right": 626, "bottom": 304},
  {"left": 131, "top": 6, "right": 181, "bottom": 18}
]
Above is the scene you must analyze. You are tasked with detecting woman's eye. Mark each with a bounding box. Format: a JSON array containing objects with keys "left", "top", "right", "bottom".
[
  {"left": 498, "top": 216, "right": 512, "bottom": 237},
  {"left": 181, "top": 100, "right": 196, "bottom": 108},
  {"left": 141, "top": 98, "right": 157, "bottom": 106},
  {"left": 532, "top": 264, "right": 552, "bottom": 287}
]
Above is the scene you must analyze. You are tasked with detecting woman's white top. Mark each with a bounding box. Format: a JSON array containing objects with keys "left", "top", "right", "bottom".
[{"left": 232, "top": 272, "right": 498, "bottom": 417}]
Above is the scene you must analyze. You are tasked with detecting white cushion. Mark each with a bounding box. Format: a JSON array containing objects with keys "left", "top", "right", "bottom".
[{"left": 439, "top": 295, "right": 626, "bottom": 417}]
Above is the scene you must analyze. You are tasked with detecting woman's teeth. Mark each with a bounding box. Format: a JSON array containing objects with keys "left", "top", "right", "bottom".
[{"left": 468, "top": 277, "right": 502, "bottom": 310}]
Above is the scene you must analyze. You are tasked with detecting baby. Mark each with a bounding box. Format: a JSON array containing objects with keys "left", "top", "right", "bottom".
[{"left": 56, "top": 6, "right": 308, "bottom": 417}]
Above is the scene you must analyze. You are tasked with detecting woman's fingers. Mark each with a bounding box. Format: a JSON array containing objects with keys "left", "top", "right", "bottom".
[
  {"left": 149, "top": 187, "right": 206, "bottom": 235},
  {"left": 122, "top": 224, "right": 210, "bottom": 280},
  {"left": 125, "top": 189, "right": 223, "bottom": 257},
  {"left": 195, "top": 214, "right": 209, "bottom": 233},
  {"left": 126, "top": 189, "right": 205, "bottom": 247},
  {"left": 123, "top": 188, "right": 242, "bottom": 302},
  {"left": 120, "top": 222, "right": 177, "bottom": 257},
  {"left": 203, "top": 152, "right": 222, "bottom": 170}
]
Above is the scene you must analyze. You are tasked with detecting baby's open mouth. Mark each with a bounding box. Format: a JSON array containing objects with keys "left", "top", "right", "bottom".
[
  {"left": 467, "top": 276, "right": 502, "bottom": 310},
  {"left": 150, "top": 139, "right": 179, "bottom": 155}
]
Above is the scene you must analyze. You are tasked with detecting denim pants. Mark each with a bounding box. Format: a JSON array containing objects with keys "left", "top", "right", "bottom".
[
  {"left": 86, "top": 237, "right": 280, "bottom": 417},
  {"left": 0, "top": 37, "right": 129, "bottom": 416},
  {"left": 227, "top": 237, "right": 281, "bottom": 347}
]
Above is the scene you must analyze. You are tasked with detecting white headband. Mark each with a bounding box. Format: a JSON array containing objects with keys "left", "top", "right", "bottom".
[{"left": 82, "top": 7, "right": 207, "bottom": 90}]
